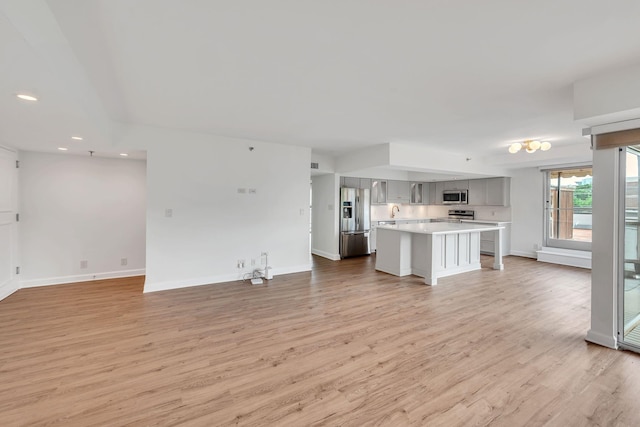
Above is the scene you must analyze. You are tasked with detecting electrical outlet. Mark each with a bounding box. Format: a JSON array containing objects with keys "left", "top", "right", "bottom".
[
  {"left": 121, "top": 258, "right": 128, "bottom": 266},
  {"left": 251, "top": 259, "right": 256, "bottom": 266},
  {"left": 237, "top": 260, "right": 245, "bottom": 269},
  {"left": 165, "top": 208, "right": 173, "bottom": 218},
  {"left": 80, "top": 260, "right": 88, "bottom": 269}
]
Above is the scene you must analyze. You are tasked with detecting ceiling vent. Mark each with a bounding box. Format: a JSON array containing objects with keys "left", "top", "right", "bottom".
[{"left": 310, "top": 162, "right": 319, "bottom": 169}]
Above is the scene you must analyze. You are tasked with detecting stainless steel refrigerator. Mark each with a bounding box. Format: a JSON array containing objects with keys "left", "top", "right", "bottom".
[{"left": 340, "top": 187, "right": 371, "bottom": 258}]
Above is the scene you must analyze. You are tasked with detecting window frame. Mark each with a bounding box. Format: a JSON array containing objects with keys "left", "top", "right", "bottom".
[{"left": 542, "top": 165, "right": 592, "bottom": 251}]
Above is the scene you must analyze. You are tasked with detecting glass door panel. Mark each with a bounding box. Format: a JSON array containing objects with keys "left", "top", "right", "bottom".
[{"left": 622, "top": 147, "right": 640, "bottom": 348}]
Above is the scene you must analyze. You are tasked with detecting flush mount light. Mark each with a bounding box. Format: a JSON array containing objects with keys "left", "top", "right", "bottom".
[
  {"left": 508, "top": 140, "right": 552, "bottom": 154},
  {"left": 71, "top": 136, "right": 83, "bottom": 140},
  {"left": 58, "top": 147, "right": 68, "bottom": 151},
  {"left": 16, "top": 93, "right": 38, "bottom": 102},
  {"left": 119, "top": 153, "right": 128, "bottom": 157}
]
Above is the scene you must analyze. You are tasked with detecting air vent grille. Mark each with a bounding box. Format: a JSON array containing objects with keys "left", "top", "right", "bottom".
[{"left": 310, "top": 162, "right": 319, "bottom": 169}]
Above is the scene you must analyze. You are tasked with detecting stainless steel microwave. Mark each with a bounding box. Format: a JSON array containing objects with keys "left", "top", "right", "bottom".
[{"left": 443, "top": 189, "right": 468, "bottom": 204}]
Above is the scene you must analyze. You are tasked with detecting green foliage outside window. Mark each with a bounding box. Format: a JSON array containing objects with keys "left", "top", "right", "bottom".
[{"left": 573, "top": 183, "right": 592, "bottom": 208}]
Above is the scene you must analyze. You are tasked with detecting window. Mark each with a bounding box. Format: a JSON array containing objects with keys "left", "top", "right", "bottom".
[{"left": 543, "top": 166, "right": 592, "bottom": 251}]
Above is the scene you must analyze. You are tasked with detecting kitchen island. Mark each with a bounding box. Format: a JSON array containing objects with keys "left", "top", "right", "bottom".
[{"left": 375, "top": 222, "right": 504, "bottom": 285}]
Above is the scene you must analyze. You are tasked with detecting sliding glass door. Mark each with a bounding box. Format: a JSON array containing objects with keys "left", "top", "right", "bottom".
[{"left": 620, "top": 147, "right": 640, "bottom": 350}]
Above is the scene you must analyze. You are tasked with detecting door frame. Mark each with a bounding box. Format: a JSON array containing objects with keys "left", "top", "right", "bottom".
[
  {"left": 0, "top": 145, "right": 19, "bottom": 301},
  {"left": 618, "top": 146, "right": 640, "bottom": 352}
]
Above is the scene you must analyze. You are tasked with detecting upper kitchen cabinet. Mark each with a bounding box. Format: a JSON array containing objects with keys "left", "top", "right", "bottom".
[
  {"left": 387, "top": 180, "right": 411, "bottom": 204},
  {"left": 468, "top": 179, "right": 487, "bottom": 205},
  {"left": 410, "top": 182, "right": 428, "bottom": 204},
  {"left": 467, "top": 177, "right": 511, "bottom": 206},
  {"left": 371, "top": 180, "right": 387, "bottom": 204},
  {"left": 443, "top": 180, "right": 469, "bottom": 190},
  {"left": 485, "top": 177, "right": 510, "bottom": 206},
  {"left": 429, "top": 182, "right": 444, "bottom": 204},
  {"left": 341, "top": 176, "right": 371, "bottom": 189}
]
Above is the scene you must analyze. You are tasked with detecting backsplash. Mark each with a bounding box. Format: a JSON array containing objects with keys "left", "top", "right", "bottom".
[{"left": 371, "top": 203, "right": 511, "bottom": 222}]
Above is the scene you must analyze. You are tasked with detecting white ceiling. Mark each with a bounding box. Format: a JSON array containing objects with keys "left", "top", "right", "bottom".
[{"left": 2, "top": 0, "right": 640, "bottom": 167}]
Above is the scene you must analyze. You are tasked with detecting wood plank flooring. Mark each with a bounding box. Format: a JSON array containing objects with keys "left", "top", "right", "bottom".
[{"left": 1, "top": 255, "right": 639, "bottom": 426}]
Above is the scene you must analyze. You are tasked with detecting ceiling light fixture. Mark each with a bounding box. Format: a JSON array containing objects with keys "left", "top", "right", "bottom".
[
  {"left": 58, "top": 147, "right": 68, "bottom": 151},
  {"left": 119, "top": 153, "right": 128, "bottom": 157},
  {"left": 16, "top": 93, "right": 38, "bottom": 102},
  {"left": 71, "top": 136, "right": 83, "bottom": 140},
  {"left": 508, "top": 140, "right": 551, "bottom": 154}
]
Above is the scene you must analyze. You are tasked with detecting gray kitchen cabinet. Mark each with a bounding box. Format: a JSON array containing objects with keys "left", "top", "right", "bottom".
[
  {"left": 485, "top": 177, "right": 510, "bottom": 206},
  {"left": 342, "top": 176, "right": 360, "bottom": 188},
  {"left": 411, "top": 182, "right": 430, "bottom": 205},
  {"left": 468, "top": 179, "right": 487, "bottom": 205},
  {"left": 431, "top": 182, "right": 444, "bottom": 204},
  {"left": 371, "top": 180, "right": 387, "bottom": 204},
  {"left": 466, "top": 177, "right": 510, "bottom": 206},
  {"left": 387, "top": 180, "right": 411, "bottom": 204},
  {"left": 443, "top": 180, "right": 469, "bottom": 190},
  {"left": 342, "top": 176, "right": 373, "bottom": 190},
  {"left": 410, "top": 182, "right": 425, "bottom": 204}
]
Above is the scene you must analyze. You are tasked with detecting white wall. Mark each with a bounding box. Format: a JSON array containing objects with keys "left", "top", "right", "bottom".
[
  {"left": 140, "top": 130, "right": 312, "bottom": 292},
  {"left": 19, "top": 151, "right": 146, "bottom": 287},
  {"left": 311, "top": 174, "right": 339, "bottom": 260},
  {"left": 509, "top": 167, "right": 544, "bottom": 258}
]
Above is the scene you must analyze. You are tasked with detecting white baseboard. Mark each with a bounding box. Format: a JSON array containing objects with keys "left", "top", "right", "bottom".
[
  {"left": 272, "top": 263, "right": 312, "bottom": 276},
  {"left": 20, "top": 269, "right": 146, "bottom": 289},
  {"left": 311, "top": 249, "right": 340, "bottom": 261},
  {"left": 144, "top": 263, "right": 312, "bottom": 293},
  {"left": 585, "top": 329, "right": 618, "bottom": 349},
  {"left": 537, "top": 247, "right": 592, "bottom": 269},
  {"left": 144, "top": 272, "right": 240, "bottom": 293},
  {"left": 509, "top": 250, "right": 537, "bottom": 259},
  {"left": 0, "top": 284, "right": 19, "bottom": 302}
]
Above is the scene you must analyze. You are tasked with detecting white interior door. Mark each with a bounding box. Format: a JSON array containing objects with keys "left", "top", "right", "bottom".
[{"left": 0, "top": 146, "right": 19, "bottom": 300}]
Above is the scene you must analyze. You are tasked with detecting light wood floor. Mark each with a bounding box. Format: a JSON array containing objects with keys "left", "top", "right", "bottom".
[{"left": 1, "top": 255, "right": 639, "bottom": 426}]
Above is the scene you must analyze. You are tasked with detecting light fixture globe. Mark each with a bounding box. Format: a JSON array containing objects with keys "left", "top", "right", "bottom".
[
  {"left": 507, "top": 139, "right": 553, "bottom": 154},
  {"left": 529, "top": 140, "right": 541, "bottom": 151},
  {"left": 508, "top": 143, "right": 522, "bottom": 154}
]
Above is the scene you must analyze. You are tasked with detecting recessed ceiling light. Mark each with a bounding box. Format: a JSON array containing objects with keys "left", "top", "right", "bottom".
[
  {"left": 119, "top": 153, "right": 128, "bottom": 157},
  {"left": 16, "top": 93, "right": 38, "bottom": 101},
  {"left": 58, "top": 147, "right": 68, "bottom": 151},
  {"left": 71, "top": 136, "right": 83, "bottom": 140}
]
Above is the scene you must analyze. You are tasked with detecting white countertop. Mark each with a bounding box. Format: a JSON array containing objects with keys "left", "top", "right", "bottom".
[
  {"left": 377, "top": 222, "right": 503, "bottom": 235},
  {"left": 373, "top": 217, "right": 432, "bottom": 222},
  {"left": 461, "top": 219, "right": 511, "bottom": 225}
]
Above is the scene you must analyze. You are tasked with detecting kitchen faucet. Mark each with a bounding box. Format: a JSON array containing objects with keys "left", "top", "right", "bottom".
[{"left": 391, "top": 205, "right": 400, "bottom": 218}]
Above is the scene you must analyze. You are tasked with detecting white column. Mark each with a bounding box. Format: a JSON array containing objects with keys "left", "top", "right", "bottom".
[
  {"left": 586, "top": 147, "right": 619, "bottom": 349},
  {"left": 493, "top": 227, "right": 504, "bottom": 270}
]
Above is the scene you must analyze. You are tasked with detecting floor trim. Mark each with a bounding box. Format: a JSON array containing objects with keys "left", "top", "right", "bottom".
[{"left": 20, "top": 269, "right": 146, "bottom": 289}]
